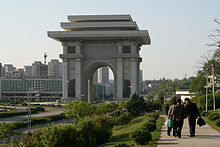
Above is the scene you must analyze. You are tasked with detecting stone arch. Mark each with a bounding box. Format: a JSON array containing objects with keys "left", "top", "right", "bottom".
[
  {"left": 48, "top": 14, "right": 151, "bottom": 103},
  {"left": 84, "top": 61, "right": 117, "bottom": 102}
]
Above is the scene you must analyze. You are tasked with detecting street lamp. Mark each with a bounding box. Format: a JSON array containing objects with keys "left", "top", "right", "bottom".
[
  {"left": 21, "top": 78, "right": 32, "bottom": 136},
  {"left": 14, "top": 91, "right": 16, "bottom": 110},
  {"left": 102, "top": 85, "right": 105, "bottom": 103}
]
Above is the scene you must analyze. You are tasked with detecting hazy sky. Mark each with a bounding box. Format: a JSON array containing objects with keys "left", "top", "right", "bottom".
[{"left": 0, "top": 0, "right": 219, "bottom": 80}]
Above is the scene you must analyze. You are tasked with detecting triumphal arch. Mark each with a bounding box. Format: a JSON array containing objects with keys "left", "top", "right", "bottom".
[{"left": 48, "top": 15, "right": 151, "bottom": 102}]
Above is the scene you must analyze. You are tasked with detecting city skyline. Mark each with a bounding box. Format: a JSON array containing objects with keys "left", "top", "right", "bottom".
[{"left": 0, "top": 0, "right": 220, "bottom": 80}]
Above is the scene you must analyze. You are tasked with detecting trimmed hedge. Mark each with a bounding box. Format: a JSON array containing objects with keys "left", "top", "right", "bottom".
[
  {"left": 114, "top": 143, "right": 130, "bottom": 147},
  {"left": 201, "top": 111, "right": 211, "bottom": 117},
  {"left": 114, "top": 112, "right": 133, "bottom": 125},
  {"left": 142, "top": 122, "right": 156, "bottom": 132},
  {"left": 6, "top": 115, "right": 114, "bottom": 147},
  {"left": 216, "top": 119, "right": 220, "bottom": 127},
  {"left": 129, "top": 128, "right": 152, "bottom": 145},
  {"left": 150, "top": 112, "right": 159, "bottom": 120},
  {"left": 208, "top": 112, "right": 220, "bottom": 121}
]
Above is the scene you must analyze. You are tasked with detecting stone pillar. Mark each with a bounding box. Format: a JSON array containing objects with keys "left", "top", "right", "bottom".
[
  {"left": 75, "top": 59, "right": 82, "bottom": 98},
  {"left": 130, "top": 58, "right": 138, "bottom": 95},
  {"left": 62, "top": 59, "right": 68, "bottom": 99},
  {"left": 87, "top": 77, "right": 93, "bottom": 103},
  {"left": 116, "top": 58, "right": 123, "bottom": 101},
  {"left": 114, "top": 78, "right": 117, "bottom": 103}
]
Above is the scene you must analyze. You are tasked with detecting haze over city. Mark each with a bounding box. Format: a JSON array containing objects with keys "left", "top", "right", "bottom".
[{"left": 0, "top": 0, "right": 220, "bottom": 80}]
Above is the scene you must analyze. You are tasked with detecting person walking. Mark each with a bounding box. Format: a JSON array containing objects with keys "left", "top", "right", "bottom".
[
  {"left": 167, "top": 99, "right": 177, "bottom": 136},
  {"left": 184, "top": 98, "right": 200, "bottom": 137},
  {"left": 171, "top": 98, "right": 185, "bottom": 138}
]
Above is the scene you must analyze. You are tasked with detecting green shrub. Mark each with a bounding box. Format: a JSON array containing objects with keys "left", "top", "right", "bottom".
[
  {"left": 0, "top": 122, "right": 18, "bottom": 139},
  {"left": 215, "top": 119, "right": 220, "bottom": 127},
  {"left": 148, "top": 118, "right": 156, "bottom": 124},
  {"left": 130, "top": 117, "right": 143, "bottom": 124},
  {"left": 114, "top": 143, "right": 130, "bottom": 147},
  {"left": 114, "top": 112, "right": 133, "bottom": 125},
  {"left": 21, "top": 102, "right": 28, "bottom": 106},
  {"left": 125, "top": 93, "right": 146, "bottom": 116},
  {"left": 14, "top": 121, "right": 26, "bottom": 129},
  {"left": 142, "top": 122, "right": 156, "bottom": 132},
  {"left": 35, "top": 106, "right": 45, "bottom": 112},
  {"left": 40, "top": 124, "right": 80, "bottom": 147},
  {"left": 212, "top": 115, "right": 220, "bottom": 121},
  {"left": 78, "top": 115, "right": 114, "bottom": 146},
  {"left": 113, "top": 110, "right": 122, "bottom": 117},
  {"left": 92, "top": 115, "right": 114, "bottom": 145},
  {"left": 145, "top": 113, "right": 151, "bottom": 117},
  {"left": 129, "top": 129, "right": 152, "bottom": 145},
  {"left": 201, "top": 111, "right": 210, "bottom": 116},
  {"left": 10, "top": 129, "right": 43, "bottom": 146},
  {"left": 150, "top": 112, "right": 159, "bottom": 120},
  {"left": 208, "top": 113, "right": 220, "bottom": 121}
]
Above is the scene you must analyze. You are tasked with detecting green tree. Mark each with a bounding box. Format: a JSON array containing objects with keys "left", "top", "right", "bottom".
[
  {"left": 64, "top": 100, "right": 96, "bottom": 124},
  {"left": 189, "top": 74, "right": 206, "bottom": 94},
  {"left": 0, "top": 122, "right": 18, "bottom": 139},
  {"left": 125, "top": 93, "right": 146, "bottom": 116},
  {"left": 95, "top": 102, "right": 118, "bottom": 115}
]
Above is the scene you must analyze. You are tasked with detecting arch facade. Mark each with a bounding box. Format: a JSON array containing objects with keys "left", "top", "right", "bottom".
[{"left": 48, "top": 15, "right": 151, "bottom": 102}]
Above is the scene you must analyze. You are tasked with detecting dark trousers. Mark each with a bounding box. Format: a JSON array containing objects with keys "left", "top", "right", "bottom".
[
  {"left": 188, "top": 118, "right": 196, "bottom": 136},
  {"left": 173, "top": 120, "right": 183, "bottom": 137},
  {"left": 167, "top": 127, "right": 175, "bottom": 136}
]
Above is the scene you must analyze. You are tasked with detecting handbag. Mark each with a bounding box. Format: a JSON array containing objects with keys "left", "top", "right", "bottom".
[
  {"left": 168, "top": 119, "right": 173, "bottom": 127},
  {"left": 165, "top": 120, "right": 168, "bottom": 127},
  {"left": 197, "top": 117, "right": 206, "bottom": 127}
]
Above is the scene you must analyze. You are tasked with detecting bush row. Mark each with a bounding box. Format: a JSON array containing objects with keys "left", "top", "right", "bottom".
[
  {"left": 201, "top": 110, "right": 220, "bottom": 127},
  {"left": 129, "top": 112, "right": 158, "bottom": 145},
  {"left": 6, "top": 115, "right": 114, "bottom": 147}
]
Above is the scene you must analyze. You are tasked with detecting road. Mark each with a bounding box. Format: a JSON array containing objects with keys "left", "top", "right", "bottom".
[{"left": 0, "top": 108, "right": 63, "bottom": 123}]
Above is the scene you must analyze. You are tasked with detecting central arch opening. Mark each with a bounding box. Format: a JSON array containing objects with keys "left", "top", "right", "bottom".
[{"left": 89, "top": 65, "right": 115, "bottom": 103}]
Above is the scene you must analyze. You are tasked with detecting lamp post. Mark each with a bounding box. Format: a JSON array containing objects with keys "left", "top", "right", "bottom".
[
  {"left": 205, "top": 72, "right": 208, "bottom": 111},
  {"left": 102, "top": 85, "right": 105, "bottom": 103},
  {"left": 22, "top": 78, "right": 32, "bottom": 136},
  {"left": 27, "top": 88, "right": 32, "bottom": 136},
  {"left": 211, "top": 63, "right": 216, "bottom": 111},
  {"left": 14, "top": 91, "right": 16, "bottom": 110},
  {"left": 3, "top": 93, "right": 6, "bottom": 112}
]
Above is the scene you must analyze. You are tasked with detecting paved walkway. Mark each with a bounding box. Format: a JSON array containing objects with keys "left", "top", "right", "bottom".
[{"left": 157, "top": 116, "right": 220, "bottom": 147}]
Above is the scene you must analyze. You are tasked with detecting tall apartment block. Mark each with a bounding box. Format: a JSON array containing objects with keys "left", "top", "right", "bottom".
[{"left": 48, "top": 59, "right": 62, "bottom": 77}]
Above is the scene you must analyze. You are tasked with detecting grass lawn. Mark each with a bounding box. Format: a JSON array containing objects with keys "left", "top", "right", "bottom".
[
  {"left": 100, "top": 116, "right": 164, "bottom": 147},
  {"left": 203, "top": 109, "right": 220, "bottom": 133}
]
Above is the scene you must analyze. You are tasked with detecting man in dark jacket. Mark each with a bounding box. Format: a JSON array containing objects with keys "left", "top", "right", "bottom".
[
  {"left": 184, "top": 98, "right": 200, "bottom": 137},
  {"left": 171, "top": 98, "right": 185, "bottom": 138}
]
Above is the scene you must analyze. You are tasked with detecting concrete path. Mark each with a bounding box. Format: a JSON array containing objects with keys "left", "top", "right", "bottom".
[{"left": 157, "top": 116, "right": 220, "bottom": 147}]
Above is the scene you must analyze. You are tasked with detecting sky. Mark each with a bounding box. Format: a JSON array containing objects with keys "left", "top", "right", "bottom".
[{"left": 0, "top": 0, "right": 219, "bottom": 80}]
